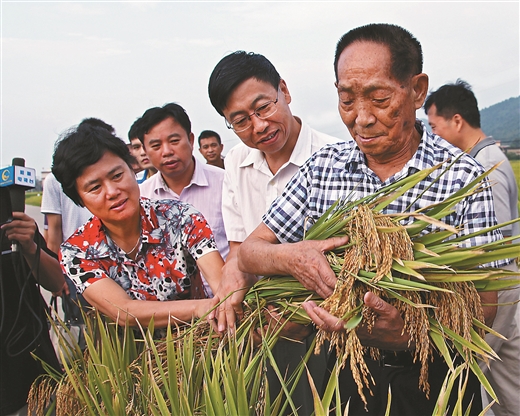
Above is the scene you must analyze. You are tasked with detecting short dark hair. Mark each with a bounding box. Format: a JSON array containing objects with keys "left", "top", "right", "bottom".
[
  {"left": 208, "top": 51, "right": 281, "bottom": 116},
  {"left": 424, "top": 80, "right": 481, "bottom": 128},
  {"left": 79, "top": 117, "right": 115, "bottom": 134},
  {"left": 127, "top": 118, "right": 140, "bottom": 143},
  {"left": 52, "top": 122, "right": 134, "bottom": 207},
  {"left": 198, "top": 130, "right": 222, "bottom": 146},
  {"left": 132, "top": 103, "right": 192, "bottom": 145},
  {"left": 334, "top": 23, "right": 423, "bottom": 83}
]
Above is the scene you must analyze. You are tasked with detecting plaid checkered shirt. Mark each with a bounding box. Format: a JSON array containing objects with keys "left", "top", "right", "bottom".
[{"left": 263, "top": 122, "right": 506, "bottom": 267}]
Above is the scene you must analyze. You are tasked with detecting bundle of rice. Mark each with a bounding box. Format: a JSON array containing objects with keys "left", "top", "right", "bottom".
[{"left": 243, "top": 161, "right": 520, "bottom": 407}]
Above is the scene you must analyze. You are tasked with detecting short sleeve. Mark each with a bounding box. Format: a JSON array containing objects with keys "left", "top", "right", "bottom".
[{"left": 41, "top": 174, "right": 63, "bottom": 215}]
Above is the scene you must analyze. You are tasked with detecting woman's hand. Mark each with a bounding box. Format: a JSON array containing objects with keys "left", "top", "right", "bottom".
[
  {"left": 1, "top": 212, "right": 38, "bottom": 254},
  {"left": 1, "top": 212, "right": 65, "bottom": 292}
]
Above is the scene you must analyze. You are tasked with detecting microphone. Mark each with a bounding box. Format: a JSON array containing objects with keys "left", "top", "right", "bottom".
[
  {"left": 10, "top": 158, "right": 27, "bottom": 213},
  {"left": 0, "top": 158, "right": 36, "bottom": 252}
]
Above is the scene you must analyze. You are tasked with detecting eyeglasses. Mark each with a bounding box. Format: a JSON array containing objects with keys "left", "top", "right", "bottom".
[{"left": 225, "top": 92, "right": 279, "bottom": 133}]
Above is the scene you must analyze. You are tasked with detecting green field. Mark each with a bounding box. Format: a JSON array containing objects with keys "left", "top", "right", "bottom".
[
  {"left": 510, "top": 160, "right": 520, "bottom": 207},
  {"left": 25, "top": 191, "right": 42, "bottom": 207}
]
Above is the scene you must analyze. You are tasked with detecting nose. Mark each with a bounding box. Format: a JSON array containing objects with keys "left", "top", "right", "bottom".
[
  {"left": 251, "top": 114, "right": 269, "bottom": 134},
  {"left": 354, "top": 102, "right": 376, "bottom": 128},
  {"left": 105, "top": 182, "right": 121, "bottom": 199},
  {"left": 162, "top": 142, "right": 174, "bottom": 157}
]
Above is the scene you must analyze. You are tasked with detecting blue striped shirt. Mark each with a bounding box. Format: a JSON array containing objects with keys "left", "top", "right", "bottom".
[{"left": 263, "top": 122, "right": 504, "bottom": 265}]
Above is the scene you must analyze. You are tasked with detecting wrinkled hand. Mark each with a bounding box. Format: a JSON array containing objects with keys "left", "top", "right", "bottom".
[
  {"left": 211, "top": 256, "right": 257, "bottom": 333},
  {"left": 356, "top": 292, "right": 412, "bottom": 351},
  {"left": 284, "top": 236, "right": 349, "bottom": 298},
  {"left": 302, "top": 300, "right": 345, "bottom": 332},
  {"left": 303, "top": 292, "right": 413, "bottom": 351},
  {"left": 1, "top": 212, "right": 37, "bottom": 254},
  {"left": 252, "top": 305, "right": 313, "bottom": 348}
]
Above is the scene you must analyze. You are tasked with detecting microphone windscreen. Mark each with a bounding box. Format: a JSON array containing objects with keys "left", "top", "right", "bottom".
[{"left": 10, "top": 158, "right": 26, "bottom": 213}]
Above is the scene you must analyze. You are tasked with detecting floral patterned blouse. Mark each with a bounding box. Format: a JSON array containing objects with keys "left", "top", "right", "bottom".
[{"left": 60, "top": 198, "right": 218, "bottom": 301}]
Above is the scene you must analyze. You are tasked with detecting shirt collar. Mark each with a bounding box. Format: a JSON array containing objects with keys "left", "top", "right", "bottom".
[
  {"left": 239, "top": 147, "right": 265, "bottom": 169},
  {"left": 189, "top": 158, "right": 209, "bottom": 187},
  {"left": 343, "top": 120, "right": 430, "bottom": 177},
  {"left": 239, "top": 116, "right": 307, "bottom": 169},
  {"left": 287, "top": 117, "right": 312, "bottom": 167},
  {"left": 88, "top": 199, "right": 162, "bottom": 259},
  {"left": 158, "top": 157, "right": 209, "bottom": 192}
]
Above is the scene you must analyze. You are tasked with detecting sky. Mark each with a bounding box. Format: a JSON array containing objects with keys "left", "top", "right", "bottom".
[{"left": 1, "top": 1, "right": 519, "bottom": 175}]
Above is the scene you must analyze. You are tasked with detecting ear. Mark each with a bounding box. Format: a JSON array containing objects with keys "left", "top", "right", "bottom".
[
  {"left": 279, "top": 79, "right": 291, "bottom": 105},
  {"left": 188, "top": 132, "right": 195, "bottom": 149},
  {"left": 452, "top": 114, "right": 464, "bottom": 132},
  {"left": 411, "top": 73, "right": 429, "bottom": 110}
]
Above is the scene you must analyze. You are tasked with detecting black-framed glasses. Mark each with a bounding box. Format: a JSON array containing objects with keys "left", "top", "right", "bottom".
[{"left": 225, "top": 91, "right": 279, "bottom": 133}]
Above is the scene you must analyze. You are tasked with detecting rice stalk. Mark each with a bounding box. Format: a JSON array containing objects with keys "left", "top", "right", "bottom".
[{"left": 29, "top": 161, "right": 519, "bottom": 415}]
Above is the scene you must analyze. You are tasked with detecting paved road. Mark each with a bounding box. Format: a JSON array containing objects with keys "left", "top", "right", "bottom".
[
  {"left": 24, "top": 204, "right": 59, "bottom": 313},
  {"left": 26, "top": 204, "right": 45, "bottom": 232}
]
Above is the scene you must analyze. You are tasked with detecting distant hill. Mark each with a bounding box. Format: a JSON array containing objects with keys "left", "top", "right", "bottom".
[{"left": 481, "top": 96, "right": 520, "bottom": 147}]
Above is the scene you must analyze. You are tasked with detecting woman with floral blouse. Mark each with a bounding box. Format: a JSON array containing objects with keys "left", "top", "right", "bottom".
[{"left": 52, "top": 122, "right": 227, "bottom": 330}]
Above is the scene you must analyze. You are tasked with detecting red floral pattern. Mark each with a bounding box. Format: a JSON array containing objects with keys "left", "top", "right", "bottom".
[{"left": 60, "top": 198, "right": 217, "bottom": 301}]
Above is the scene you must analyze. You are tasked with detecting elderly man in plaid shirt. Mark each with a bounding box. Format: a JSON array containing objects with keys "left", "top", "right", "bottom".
[{"left": 238, "top": 24, "right": 505, "bottom": 416}]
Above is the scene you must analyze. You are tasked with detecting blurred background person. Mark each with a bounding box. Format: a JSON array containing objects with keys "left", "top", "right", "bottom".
[
  {"left": 128, "top": 120, "right": 158, "bottom": 184},
  {"left": 198, "top": 130, "right": 225, "bottom": 169},
  {"left": 425, "top": 80, "right": 520, "bottom": 416}
]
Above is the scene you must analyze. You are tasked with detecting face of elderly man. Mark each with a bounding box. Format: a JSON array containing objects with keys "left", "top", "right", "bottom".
[{"left": 335, "top": 41, "right": 428, "bottom": 171}]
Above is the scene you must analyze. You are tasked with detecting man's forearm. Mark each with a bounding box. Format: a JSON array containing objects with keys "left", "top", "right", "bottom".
[
  {"left": 238, "top": 234, "right": 288, "bottom": 276},
  {"left": 45, "top": 213, "right": 63, "bottom": 255}
]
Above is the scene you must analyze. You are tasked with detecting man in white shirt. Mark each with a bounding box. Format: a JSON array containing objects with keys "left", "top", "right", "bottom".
[
  {"left": 208, "top": 50, "right": 342, "bottom": 414},
  {"left": 41, "top": 173, "right": 92, "bottom": 254}
]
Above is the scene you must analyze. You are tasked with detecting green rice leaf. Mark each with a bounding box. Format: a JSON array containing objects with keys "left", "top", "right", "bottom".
[{"left": 429, "top": 323, "right": 454, "bottom": 371}]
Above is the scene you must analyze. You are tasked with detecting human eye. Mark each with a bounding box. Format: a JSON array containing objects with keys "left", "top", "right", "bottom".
[
  {"left": 339, "top": 98, "right": 354, "bottom": 109},
  {"left": 338, "top": 92, "right": 353, "bottom": 107},
  {"left": 372, "top": 97, "right": 390, "bottom": 106},
  {"left": 232, "top": 116, "right": 248, "bottom": 129},
  {"left": 88, "top": 184, "right": 101, "bottom": 193},
  {"left": 255, "top": 102, "right": 272, "bottom": 116}
]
